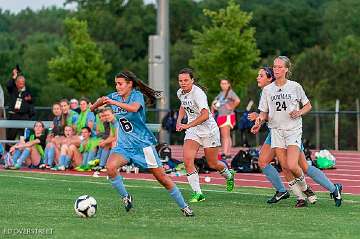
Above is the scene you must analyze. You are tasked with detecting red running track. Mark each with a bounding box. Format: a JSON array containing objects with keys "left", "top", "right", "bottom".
[{"left": 1, "top": 146, "right": 360, "bottom": 195}]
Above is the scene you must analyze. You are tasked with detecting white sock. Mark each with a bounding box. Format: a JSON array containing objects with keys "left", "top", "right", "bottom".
[
  {"left": 187, "top": 171, "right": 202, "bottom": 194},
  {"left": 296, "top": 173, "right": 307, "bottom": 191},
  {"left": 289, "top": 179, "right": 305, "bottom": 200},
  {"left": 219, "top": 167, "right": 232, "bottom": 180}
]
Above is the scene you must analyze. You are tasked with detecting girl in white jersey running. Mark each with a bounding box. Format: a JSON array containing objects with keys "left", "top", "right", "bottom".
[
  {"left": 253, "top": 56, "right": 313, "bottom": 207},
  {"left": 176, "top": 68, "right": 235, "bottom": 203}
]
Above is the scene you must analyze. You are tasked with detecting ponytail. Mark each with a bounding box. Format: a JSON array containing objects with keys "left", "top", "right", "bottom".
[{"left": 116, "top": 71, "right": 162, "bottom": 105}]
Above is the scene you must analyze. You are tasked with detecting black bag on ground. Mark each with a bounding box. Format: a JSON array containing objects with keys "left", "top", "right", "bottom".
[
  {"left": 231, "top": 149, "right": 261, "bottom": 173},
  {"left": 195, "top": 156, "right": 215, "bottom": 173}
]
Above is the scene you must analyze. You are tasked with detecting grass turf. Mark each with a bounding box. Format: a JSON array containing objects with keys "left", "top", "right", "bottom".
[{"left": 0, "top": 171, "right": 359, "bottom": 239}]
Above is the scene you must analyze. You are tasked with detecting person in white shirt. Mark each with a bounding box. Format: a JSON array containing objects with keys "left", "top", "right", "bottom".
[
  {"left": 176, "top": 68, "right": 235, "bottom": 203},
  {"left": 253, "top": 56, "right": 313, "bottom": 207}
]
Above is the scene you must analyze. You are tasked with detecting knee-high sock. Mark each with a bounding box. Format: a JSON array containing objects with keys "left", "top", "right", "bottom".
[
  {"left": 86, "top": 151, "right": 96, "bottom": 163},
  {"left": 186, "top": 171, "right": 202, "bottom": 194},
  {"left": 12, "top": 149, "right": 22, "bottom": 165},
  {"left": 81, "top": 152, "right": 88, "bottom": 166},
  {"left": 110, "top": 175, "right": 129, "bottom": 198},
  {"left": 306, "top": 165, "right": 336, "bottom": 193},
  {"left": 219, "top": 167, "right": 232, "bottom": 180},
  {"left": 95, "top": 147, "right": 102, "bottom": 159},
  {"left": 295, "top": 173, "right": 307, "bottom": 191},
  {"left": 289, "top": 179, "right": 305, "bottom": 200},
  {"left": 99, "top": 148, "right": 110, "bottom": 167},
  {"left": 262, "top": 164, "right": 287, "bottom": 193},
  {"left": 43, "top": 147, "right": 49, "bottom": 164},
  {"left": 15, "top": 148, "right": 30, "bottom": 167},
  {"left": 47, "top": 146, "right": 55, "bottom": 166},
  {"left": 168, "top": 185, "right": 187, "bottom": 209}
]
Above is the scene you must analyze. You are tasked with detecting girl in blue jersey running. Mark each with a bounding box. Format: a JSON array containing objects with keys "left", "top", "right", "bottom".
[{"left": 91, "top": 70, "right": 193, "bottom": 217}]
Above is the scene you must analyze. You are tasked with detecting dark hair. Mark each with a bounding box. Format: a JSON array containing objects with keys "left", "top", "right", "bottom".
[
  {"left": 178, "top": 68, "right": 207, "bottom": 92},
  {"left": 220, "top": 79, "right": 232, "bottom": 98},
  {"left": 33, "top": 121, "right": 45, "bottom": 129},
  {"left": 260, "top": 66, "right": 275, "bottom": 82},
  {"left": 81, "top": 126, "right": 91, "bottom": 133},
  {"left": 79, "top": 97, "right": 90, "bottom": 104},
  {"left": 115, "top": 70, "right": 162, "bottom": 105}
]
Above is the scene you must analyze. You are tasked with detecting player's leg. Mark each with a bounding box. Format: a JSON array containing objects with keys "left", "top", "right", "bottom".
[
  {"left": 299, "top": 151, "right": 342, "bottom": 206},
  {"left": 220, "top": 124, "right": 231, "bottom": 157},
  {"left": 183, "top": 139, "right": 205, "bottom": 202},
  {"left": 29, "top": 146, "right": 41, "bottom": 166},
  {"left": 107, "top": 150, "right": 132, "bottom": 212},
  {"left": 259, "top": 132, "right": 289, "bottom": 203},
  {"left": 149, "top": 166, "right": 194, "bottom": 216}
]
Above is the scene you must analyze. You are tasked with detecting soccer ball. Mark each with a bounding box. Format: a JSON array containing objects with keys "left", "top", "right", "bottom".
[{"left": 74, "top": 195, "right": 97, "bottom": 218}]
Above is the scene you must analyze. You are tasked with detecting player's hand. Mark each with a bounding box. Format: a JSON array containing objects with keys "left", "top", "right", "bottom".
[
  {"left": 289, "top": 110, "right": 301, "bottom": 119},
  {"left": 250, "top": 124, "right": 261, "bottom": 134},
  {"left": 98, "top": 140, "right": 106, "bottom": 147},
  {"left": 176, "top": 123, "right": 186, "bottom": 131},
  {"left": 248, "top": 112, "right": 258, "bottom": 121}
]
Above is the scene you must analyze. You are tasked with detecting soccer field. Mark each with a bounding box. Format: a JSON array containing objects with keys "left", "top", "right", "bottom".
[{"left": 1, "top": 171, "right": 359, "bottom": 239}]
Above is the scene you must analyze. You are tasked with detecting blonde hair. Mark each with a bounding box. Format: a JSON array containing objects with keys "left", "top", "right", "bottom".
[{"left": 275, "top": 56, "right": 292, "bottom": 79}]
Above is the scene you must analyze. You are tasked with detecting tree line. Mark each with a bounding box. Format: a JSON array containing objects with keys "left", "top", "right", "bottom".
[{"left": 0, "top": 0, "right": 358, "bottom": 110}]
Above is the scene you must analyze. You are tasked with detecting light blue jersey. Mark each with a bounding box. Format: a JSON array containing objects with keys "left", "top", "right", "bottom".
[
  {"left": 107, "top": 90, "right": 161, "bottom": 169},
  {"left": 107, "top": 90, "right": 157, "bottom": 148}
]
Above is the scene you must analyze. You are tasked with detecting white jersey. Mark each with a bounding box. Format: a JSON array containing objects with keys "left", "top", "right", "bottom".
[
  {"left": 258, "top": 80, "right": 309, "bottom": 130},
  {"left": 177, "top": 85, "right": 218, "bottom": 137}
]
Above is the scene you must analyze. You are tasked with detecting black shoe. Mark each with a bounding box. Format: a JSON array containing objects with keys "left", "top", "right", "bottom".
[
  {"left": 181, "top": 206, "right": 194, "bottom": 217},
  {"left": 330, "top": 183, "right": 343, "bottom": 207},
  {"left": 267, "top": 191, "right": 290, "bottom": 204},
  {"left": 303, "top": 186, "right": 317, "bottom": 204},
  {"left": 295, "top": 199, "right": 308, "bottom": 208},
  {"left": 123, "top": 194, "right": 133, "bottom": 212}
]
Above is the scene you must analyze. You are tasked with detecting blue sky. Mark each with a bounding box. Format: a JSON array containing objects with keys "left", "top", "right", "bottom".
[
  {"left": 0, "top": 0, "right": 156, "bottom": 13},
  {"left": 0, "top": 0, "right": 76, "bottom": 13}
]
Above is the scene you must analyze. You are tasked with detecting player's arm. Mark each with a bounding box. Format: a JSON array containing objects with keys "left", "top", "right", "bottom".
[
  {"left": 251, "top": 112, "right": 268, "bottom": 134},
  {"left": 176, "top": 106, "right": 186, "bottom": 132},
  {"left": 103, "top": 97, "right": 141, "bottom": 112},
  {"left": 181, "top": 108, "right": 209, "bottom": 130},
  {"left": 90, "top": 97, "right": 106, "bottom": 112},
  {"left": 290, "top": 101, "right": 312, "bottom": 119}
]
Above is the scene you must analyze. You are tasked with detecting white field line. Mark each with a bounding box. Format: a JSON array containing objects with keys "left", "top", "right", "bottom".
[{"left": 1, "top": 172, "right": 360, "bottom": 204}]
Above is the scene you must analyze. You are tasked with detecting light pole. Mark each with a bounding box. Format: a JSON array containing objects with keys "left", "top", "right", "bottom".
[{"left": 149, "top": 0, "right": 170, "bottom": 143}]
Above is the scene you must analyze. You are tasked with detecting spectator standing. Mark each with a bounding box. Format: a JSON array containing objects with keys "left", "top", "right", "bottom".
[{"left": 6, "top": 67, "right": 34, "bottom": 148}]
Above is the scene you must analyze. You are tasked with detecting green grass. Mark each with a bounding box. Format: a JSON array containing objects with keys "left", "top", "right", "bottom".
[{"left": 0, "top": 171, "right": 359, "bottom": 239}]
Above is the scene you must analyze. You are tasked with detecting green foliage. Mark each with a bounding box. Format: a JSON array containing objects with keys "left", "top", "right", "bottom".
[
  {"left": 322, "top": 0, "right": 360, "bottom": 44},
  {"left": 190, "top": 0, "right": 259, "bottom": 101},
  {"left": 48, "top": 18, "right": 111, "bottom": 98}
]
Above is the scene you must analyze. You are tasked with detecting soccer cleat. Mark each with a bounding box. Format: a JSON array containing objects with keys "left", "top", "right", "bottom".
[
  {"left": 122, "top": 194, "right": 133, "bottom": 212},
  {"left": 8, "top": 165, "right": 20, "bottom": 170},
  {"left": 189, "top": 192, "right": 205, "bottom": 203},
  {"left": 330, "top": 183, "right": 343, "bottom": 207},
  {"left": 181, "top": 206, "right": 194, "bottom": 217},
  {"left": 295, "top": 199, "right": 308, "bottom": 208},
  {"left": 226, "top": 169, "right": 235, "bottom": 192},
  {"left": 267, "top": 191, "right": 290, "bottom": 204},
  {"left": 88, "top": 159, "right": 100, "bottom": 167},
  {"left": 51, "top": 165, "right": 65, "bottom": 171},
  {"left": 303, "top": 186, "right": 317, "bottom": 204},
  {"left": 38, "top": 164, "right": 46, "bottom": 169}
]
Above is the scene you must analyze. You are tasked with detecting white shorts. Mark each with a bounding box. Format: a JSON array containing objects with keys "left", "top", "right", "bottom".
[
  {"left": 270, "top": 128, "right": 302, "bottom": 149},
  {"left": 184, "top": 127, "right": 221, "bottom": 148}
]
